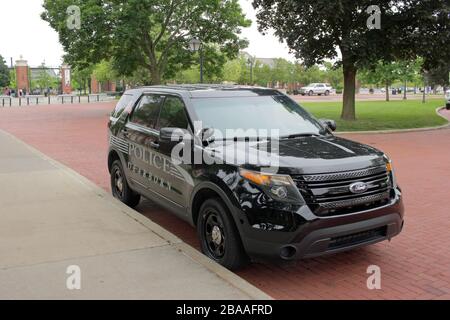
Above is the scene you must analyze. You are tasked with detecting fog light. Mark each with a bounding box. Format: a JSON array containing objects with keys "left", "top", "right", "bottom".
[{"left": 280, "top": 246, "right": 297, "bottom": 259}]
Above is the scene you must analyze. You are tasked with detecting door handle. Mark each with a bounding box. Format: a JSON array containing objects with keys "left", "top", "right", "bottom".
[{"left": 150, "top": 141, "right": 160, "bottom": 149}]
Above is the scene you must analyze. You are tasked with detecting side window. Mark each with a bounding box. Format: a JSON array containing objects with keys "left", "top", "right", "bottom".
[
  {"left": 130, "top": 95, "right": 163, "bottom": 129},
  {"left": 112, "top": 94, "right": 133, "bottom": 118},
  {"left": 158, "top": 96, "right": 189, "bottom": 129}
]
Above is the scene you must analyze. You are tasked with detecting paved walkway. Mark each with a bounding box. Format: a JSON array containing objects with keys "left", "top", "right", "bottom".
[
  {"left": 0, "top": 103, "right": 449, "bottom": 300},
  {"left": 0, "top": 128, "right": 270, "bottom": 300}
]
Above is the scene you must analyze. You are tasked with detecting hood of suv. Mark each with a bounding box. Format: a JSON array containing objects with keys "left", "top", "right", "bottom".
[{"left": 208, "top": 135, "right": 386, "bottom": 175}]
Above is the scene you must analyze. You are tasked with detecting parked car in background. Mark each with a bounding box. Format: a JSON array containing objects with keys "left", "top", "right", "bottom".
[
  {"left": 446, "top": 90, "right": 450, "bottom": 110},
  {"left": 300, "top": 83, "right": 333, "bottom": 96}
]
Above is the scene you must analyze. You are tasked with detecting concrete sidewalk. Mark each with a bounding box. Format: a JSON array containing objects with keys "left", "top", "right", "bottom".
[{"left": 0, "top": 130, "right": 271, "bottom": 300}]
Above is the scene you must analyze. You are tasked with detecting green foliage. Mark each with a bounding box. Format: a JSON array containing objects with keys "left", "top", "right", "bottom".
[
  {"left": 0, "top": 55, "right": 10, "bottom": 88},
  {"left": 303, "top": 99, "right": 448, "bottom": 132},
  {"left": 93, "top": 60, "right": 117, "bottom": 83},
  {"left": 42, "top": 0, "right": 251, "bottom": 85},
  {"left": 34, "top": 63, "right": 54, "bottom": 90},
  {"left": 72, "top": 65, "right": 94, "bottom": 92},
  {"left": 253, "top": 61, "right": 273, "bottom": 86},
  {"left": 9, "top": 70, "right": 16, "bottom": 89},
  {"left": 323, "top": 62, "right": 343, "bottom": 90},
  {"left": 426, "top": 62, "right": 450, "bottom": 88},
  {"left": 253, "top": 0, "right": 450, "bottom": 120},
  {"left": 223, "top": 58, "right": 243, "bottom": 83},
  {"left": 359, "top": 62, "right": 400, "bottom": 88},
  {"left": 359, "top": 59, "right": 423, "bottom": 100}
]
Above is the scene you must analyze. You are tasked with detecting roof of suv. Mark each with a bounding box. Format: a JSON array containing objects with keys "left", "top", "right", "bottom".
[{"left": 125, "top": 84, "right": 283, "bottom": 98}]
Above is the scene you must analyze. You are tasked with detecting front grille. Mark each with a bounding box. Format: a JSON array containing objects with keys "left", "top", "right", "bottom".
[
  {"left": 328, "top": 226, "right": 387, "bottom": 250},
  {"left": 292, "top": 166, "right": 392, "bottom": 217}
]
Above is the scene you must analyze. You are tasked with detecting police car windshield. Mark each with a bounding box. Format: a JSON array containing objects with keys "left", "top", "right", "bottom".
[{"left": 191, "top": 95, "right": 326, "bottom": 139}]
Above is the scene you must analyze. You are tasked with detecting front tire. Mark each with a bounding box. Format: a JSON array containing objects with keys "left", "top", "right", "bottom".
[
  {"left": 325, "top": 90, "right": 330, "bottom": 96},
  {"left": 197, "top": 198, "right": 249, "bottom": 270},
  {"left": 111, "top": 160, "right": 141, "bottom": 208},
  {"left": 308, "top": 90, "right": 314, "bottom": 96}
]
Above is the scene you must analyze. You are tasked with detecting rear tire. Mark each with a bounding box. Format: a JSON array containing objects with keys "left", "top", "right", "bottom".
[
  {"left": 111, "top": 160, "right": 141, "bottom": 208},
  {"left": 197, "top": 198, "right": 249, "bottom": 270},
  {"left": 446, "top": 104, "right": 450, "bottom": 110}
]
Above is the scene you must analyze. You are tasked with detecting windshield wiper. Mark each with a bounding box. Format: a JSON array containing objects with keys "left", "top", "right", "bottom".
[{"left": 281, "top": 133, "right": 321, "bottom": 139}]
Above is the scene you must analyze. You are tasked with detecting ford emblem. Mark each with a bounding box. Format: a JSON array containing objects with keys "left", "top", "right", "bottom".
[{"left": 349, "top": 182, "right": 369, "bottom": 194}]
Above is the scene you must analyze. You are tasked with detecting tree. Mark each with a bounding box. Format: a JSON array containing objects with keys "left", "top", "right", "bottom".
[
  {"left": 253, "top": 61, "right": 272, "bottom": 87},
  {"left": 396, "top": 60, "right": 421, "bottom": 100},
  {"left": 253, "top": 0, "right": 449, "bottom": 120},
  {"left": 72, "top": 65, "right": 94, "bottom": 94},
  {"left": 272, "top": 59, "right": 295, "bottom": 87},
  {"left": 0, "top": 55, "right": 10, "bottom": 88},
  {"left": 9, "top": 70, "right": 16, "bottom": 90},
  {"left": 324, "top": 62, "right": 343, "bottom": 91},
  {"left": 93, "top": 60, "right": 117, "bottom": 84},
  {"left": 42, "top": 0, "right": 251, "bottom": 85},
  {"left": 426, "top": 62, "right": 450, "bottom": 91},
  {"left": 35, "top": 63, "right": 54, "bottom": 92},
  {"left": 223, "top": 58, "right": 243, "bottom": 83},
  {"left": 359, "top": 62, "right": 399, "bottom": 101},
  {"left": 295, "top": 65, "right": 325, "bottom": 86}
]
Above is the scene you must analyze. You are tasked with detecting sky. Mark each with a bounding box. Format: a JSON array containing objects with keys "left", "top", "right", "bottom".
[{"left": 0, "top": 0, "right": 295, "bottom": 68}]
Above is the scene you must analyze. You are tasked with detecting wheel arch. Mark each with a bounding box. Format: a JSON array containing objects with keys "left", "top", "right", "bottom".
[
  {"left": 108, "top": 149, "right": 123, "bottom": 173},
  {"left": 190, "top": 181, "right": 242, "bottom": 229}
]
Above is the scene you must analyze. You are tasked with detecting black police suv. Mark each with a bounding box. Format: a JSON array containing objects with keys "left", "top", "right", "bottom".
[{"left": 108, "top": 85, "right": 404, "bottom": 270}]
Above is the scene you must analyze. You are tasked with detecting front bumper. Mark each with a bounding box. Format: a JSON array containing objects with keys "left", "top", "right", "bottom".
[{"left": 237, "top": 190, "right": 404, "bottom": 260}]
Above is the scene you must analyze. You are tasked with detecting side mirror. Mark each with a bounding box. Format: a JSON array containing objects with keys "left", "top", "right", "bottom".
[
  {"left": 160, "top": 128, "right": 191, "bottom": 153},
  {"left": 319, "top": 119, "right": 337, "bottom": 132},
  {"left": 196, "top": 127, "right": 215, "bottom": 146}
]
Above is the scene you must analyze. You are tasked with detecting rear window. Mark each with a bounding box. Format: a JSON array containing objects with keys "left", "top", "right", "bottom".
[{"left": 112, "top": 94, "right": 134, "bottom": 118}]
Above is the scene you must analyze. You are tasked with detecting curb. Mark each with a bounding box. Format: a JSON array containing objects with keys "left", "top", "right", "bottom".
[
  {"left": 336, "top": 107, "right": 450, "bottom": 135},
  {"left": 0, "top": 129, "right": 272, "bottom": 301}
]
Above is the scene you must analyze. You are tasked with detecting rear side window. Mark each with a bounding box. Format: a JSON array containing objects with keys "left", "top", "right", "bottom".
[
  {"left": 130, "top": 95, "right": 164, "bottom": 129},
  {"left": 158, "top": 96, "right": 189, "bottom": 129},
  {"left": 112, "top": 94, "right": 133, "bottom": 118}
]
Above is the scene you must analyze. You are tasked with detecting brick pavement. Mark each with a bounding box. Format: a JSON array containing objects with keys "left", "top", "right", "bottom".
[{"left": 1, "top": 103, "right": 449, "bottom": 300}]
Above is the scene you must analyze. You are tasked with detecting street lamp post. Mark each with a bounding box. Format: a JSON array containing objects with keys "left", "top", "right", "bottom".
[
  {"left": 189, "top": 38, "right": 204, "bottom": 83},
  {"left": 247, "top": 58, "right": 254, "bottom": 85}
]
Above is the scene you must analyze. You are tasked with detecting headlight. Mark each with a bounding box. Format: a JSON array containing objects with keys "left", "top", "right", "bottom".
[
  {"left": 384, "top": 155, "right": 398, "bottom": 189},
  {"left": 239, "top": 169, "right": 305, "bottom": 204}
]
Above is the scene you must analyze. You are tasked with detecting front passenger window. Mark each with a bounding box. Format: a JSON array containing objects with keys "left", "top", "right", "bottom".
[
  {"left": 130, "top": 95, "right": 163, "bottom": 129},
  {"left": 158, "top": 97, "right": 189, "bottom": 129}
]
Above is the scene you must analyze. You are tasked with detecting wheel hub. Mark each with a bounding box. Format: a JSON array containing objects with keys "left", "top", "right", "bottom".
[
  {"left": 115, "top": 173, "right": 124, "bottom": 194},
  {"left": 211, "top": 226, "right": 222, "bottom": 245}
]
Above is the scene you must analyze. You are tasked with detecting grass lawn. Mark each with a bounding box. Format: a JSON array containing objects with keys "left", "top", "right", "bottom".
[{"left": 301, "top": 99, "right": 448, "bottom": 132}]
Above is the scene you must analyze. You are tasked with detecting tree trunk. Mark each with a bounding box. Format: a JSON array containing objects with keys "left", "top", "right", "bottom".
[
  {"left": 422, "top": 78, "right": 426, "bottom": 104},
  {"left": 385, "top": 82, "right": 390, "bottom": 102},
  {"left": 403, "top": 80, "right": 407, "bottom": 100},
  {"left": 150, "top": 68, "right": 162, "bottom": 85},
  {"left": 341, "top": 64, "right": 357, "bottom": 121}
]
